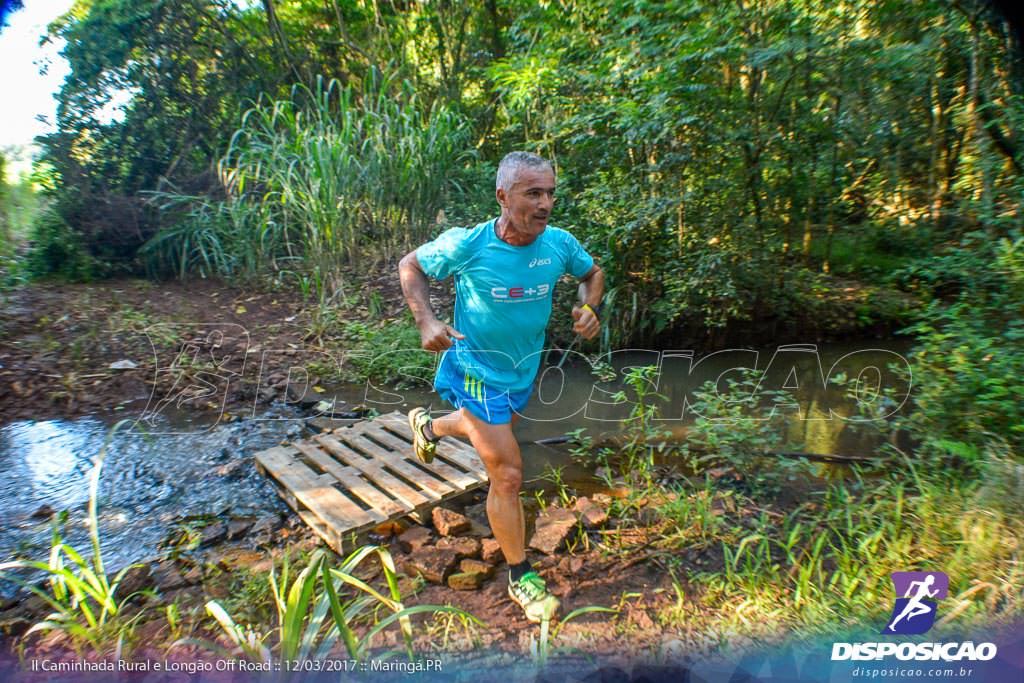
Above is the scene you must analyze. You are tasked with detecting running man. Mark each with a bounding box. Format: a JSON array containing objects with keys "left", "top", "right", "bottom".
[
  {"left": 398, "top": 151, "right": 604, "bottom": 622},
  {"left": 888, "top": 574, "right": 939, "bottom": 631}
]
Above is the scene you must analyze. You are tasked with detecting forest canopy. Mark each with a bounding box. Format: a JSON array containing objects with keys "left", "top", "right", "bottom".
[{"left": 0, "top": 1, "right": 1019, "bottom": 463}]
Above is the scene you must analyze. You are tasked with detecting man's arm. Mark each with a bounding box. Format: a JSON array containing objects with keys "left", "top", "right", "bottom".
[
  {"left": 398, "top": 250, "right": 464, "bottom": 352},
  {"left": 571, "top": 264, "right": 605, "bottom": 340}
]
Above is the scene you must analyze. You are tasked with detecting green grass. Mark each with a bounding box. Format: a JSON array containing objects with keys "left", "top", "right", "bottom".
[
  {"left": 193, "top": 545, "right": 481, "bottom": 663},
  {"left": 574, "top": 363, "right": 1023, "bottom": 648},
  {"left": 669, "top": 462, "right": 1023, "bottom": 640}
]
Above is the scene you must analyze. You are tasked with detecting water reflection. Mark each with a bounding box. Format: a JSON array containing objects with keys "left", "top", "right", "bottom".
[{"left": 3, "top": 418, "right": 103, "bottom": 511}]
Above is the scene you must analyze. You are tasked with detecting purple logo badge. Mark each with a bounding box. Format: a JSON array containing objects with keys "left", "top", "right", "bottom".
[{"left": 882, "top": 571, "right": 949, "bottom": 635}]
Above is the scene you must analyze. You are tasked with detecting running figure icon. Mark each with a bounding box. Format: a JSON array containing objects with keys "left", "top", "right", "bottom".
[
  {"left": 882, "top": 571, "right": 949, "bottom": 635},
  {"left": 887, "top": 575, "right": 938, "bottom": 631}
]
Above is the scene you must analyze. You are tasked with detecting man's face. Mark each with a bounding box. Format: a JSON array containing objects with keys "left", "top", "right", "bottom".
[{"left": 497, "top": 166, "right": 556, "bottom": 237}]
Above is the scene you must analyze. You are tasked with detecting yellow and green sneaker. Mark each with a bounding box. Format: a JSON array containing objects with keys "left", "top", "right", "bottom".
[
  {"left": 508, "top": 571, "right": 560, "bottom": 623},
  {"left": 407, "top": 407, "right": 437, "bottom": 464}
]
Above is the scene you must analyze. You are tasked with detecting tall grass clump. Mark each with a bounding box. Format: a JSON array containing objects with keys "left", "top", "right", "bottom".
[
  {"left": 145, "top": 72, "right": 471, "bottom": 279},
  {"left": 195, "top": 545, "right": 479, "bottom": 663}
]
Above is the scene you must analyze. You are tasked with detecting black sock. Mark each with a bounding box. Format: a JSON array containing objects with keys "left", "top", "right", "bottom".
[
  {"left": 509, "top": 560, "right": 532, "bottom": 583},
  {"left": 423, "top": 421, "right": 439, "bottom": 442}
]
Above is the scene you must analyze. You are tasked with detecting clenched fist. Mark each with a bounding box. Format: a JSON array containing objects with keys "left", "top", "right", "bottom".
[
  {"left": 419, "top": 317, "right": 465, "bottom": 352},
  {"left": 571, "top": 306, "right": 600, "bottom": 340}
]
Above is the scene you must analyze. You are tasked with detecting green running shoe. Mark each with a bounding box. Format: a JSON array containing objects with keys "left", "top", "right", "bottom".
[
  {"left": 408, "top": 407, "right": 437, "bottom": 464},
  {"left": 508, "top": 571, "right": 560, "bottom": 623}
]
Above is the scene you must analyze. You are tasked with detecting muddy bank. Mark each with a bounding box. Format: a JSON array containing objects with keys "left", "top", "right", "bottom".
[
  {"left": 0, "top": 266, "right": 914, "bottom": 427},
  {"left": 0, "top": 485, "right": 698, "bottom": 663},
  {"left": 0, "top": 265, "right": 429, "bottom": 425}
]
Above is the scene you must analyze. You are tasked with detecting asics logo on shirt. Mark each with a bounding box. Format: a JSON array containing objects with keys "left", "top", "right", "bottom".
[
  {"left": 528, "top": 257, "right": 552, "bottom": 268},
  {"left": 491, "top": 284, "right": 551, "bottom": 299}
]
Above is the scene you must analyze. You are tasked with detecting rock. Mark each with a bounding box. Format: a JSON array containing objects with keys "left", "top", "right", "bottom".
[
  {"left": 227, "top": 518, "right": 254, "bottom": 540},
  {"left": 30, "top": 504, "right": 55, "bottom": 519},
  {"left": 372, "top": 520, "right": 406, "bottom": 538},
  {"left": 250, "top": 513, "right": 282, "bottom": 536},
  {"left": 468, "top": 519, "right": 492, "bottom": 537},
  {"left": 0, "top": 616, "right": 31, "bottom": 637},
  {"left": 402, "top": 548, "right": 457, "bottom": 585},
  {"left": 447, "top": 571, "right": 486, "bottom": 591},
  {"left": 528, "top": 507, "right": 578, "bottom": 555},
  {"left": 481, "top": 538, "right": 504, "bottom": 564},
  {"left": 216, "top": 548, "right": 268, "bottom": 572},
  {"left": 435, "top": 536, "right": 481, "bottom": 559},
  {"left": 397, "top": 526, "right": 434, "bottom": 553},
  {"left": 573, "top": 496, "right": 609, "bottom": 529},
  {"left": 216, "top": 458, "right": 250, "bottom": 479},
  {"left": 431, "top": 507, "right": 471, "bottom": 537},
  {"left": 459, "top": 558, "right": 494, "bottom": 579},
  {"left": 152, "top": 561, "right": 188, "bottom": 591},
  {"left": 286, "top": 384, "right": 321, "bottom": 408},
  {"left": 661, "top": 638, "right": 688, "bottom": 660},
  {"left": 462, "top": 502, "right": 489, "bottom": 528},
  {"left": 116, "top": 563, "right": 153, "bottom": 597},
  {"left": 198, "top": 522, "right": 227, "bottom": 547},
  {"left": 109, "top": 359, "right": 138, "bottom": 370},
  {"left": 557, "top": 555, "right": 585, "bottom": 576}
]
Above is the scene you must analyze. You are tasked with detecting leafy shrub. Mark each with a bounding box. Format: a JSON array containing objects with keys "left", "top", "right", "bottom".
[
  {"left": 25, "top": 207, "right": 97, "bottom": 281},
  {"left": 685, "top": 370, "right": 812, "bottom": 495},
  {"left": 902, "top": 232, "right": 1024, "bottom": 470}
]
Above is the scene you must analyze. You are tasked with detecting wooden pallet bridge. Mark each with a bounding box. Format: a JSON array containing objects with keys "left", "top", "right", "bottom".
[{"left": 254, "top": 411, "right": 488, "bottom": 553}]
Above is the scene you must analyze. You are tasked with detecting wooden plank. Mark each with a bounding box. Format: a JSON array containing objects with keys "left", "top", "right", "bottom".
[
  {"left": 315, "top": 433, "right": 432, "bottom": 510},
  {"left": 260, "top": 468, "right": 353, "bottom": 554},
  {"left": 292, "top": 441, "right": 405, "bottom": 518},
  {"left": 343, "top": 431, "right": 455, "bottom": 499},
  {"left": 372, "top": 412, "right": 487, "bottom": 476},
  {"left": 307, "top": 416, "right": 360, "bottom": 433},
  {"left": 256, "top": 412, "right": 499, "bottom": 552},
  {"left": 356, "top": 421, "right": 482, "bottom": 489},
  {"left": 256, "top": 446, "right": 381, "bottom": 532}
]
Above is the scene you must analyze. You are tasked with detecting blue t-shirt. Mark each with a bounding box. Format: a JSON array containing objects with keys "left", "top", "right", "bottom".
[{"left": 416, "top": 218, "right": 595, "bottom": 392}]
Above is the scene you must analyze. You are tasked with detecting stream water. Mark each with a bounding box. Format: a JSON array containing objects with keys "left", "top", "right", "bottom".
[{"left": 0, "top": 340, "right": 912, "bottom": 593}]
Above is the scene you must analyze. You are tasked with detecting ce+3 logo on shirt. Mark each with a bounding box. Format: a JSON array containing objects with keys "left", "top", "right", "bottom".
[{"left": 491, "top": 284, "right": 551, "bottom": 299}]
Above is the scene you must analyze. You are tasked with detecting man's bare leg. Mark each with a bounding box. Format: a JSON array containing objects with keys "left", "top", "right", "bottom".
[{"left": 430, "top": 409, "right": 525, "bottom": 563}]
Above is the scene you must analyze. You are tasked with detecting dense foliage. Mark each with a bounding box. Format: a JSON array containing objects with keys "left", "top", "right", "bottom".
[{"left": 11, "top": 0, "right": 1023, "bottom": 465}]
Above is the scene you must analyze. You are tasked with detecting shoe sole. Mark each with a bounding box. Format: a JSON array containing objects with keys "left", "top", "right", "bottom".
[
  {"left": 507, "top": 585, "right": 559, "bottom": 624},
  {"left": 508, "top": 585, "right": 543, "bottom": 624},
  {"left": 407, "top": 409, "right": 435, "bottom": 464}
]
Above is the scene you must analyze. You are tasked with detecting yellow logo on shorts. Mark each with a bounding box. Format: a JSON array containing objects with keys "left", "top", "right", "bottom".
[{"left": 464, "top": 372, "right": 484, "bottom": 400}]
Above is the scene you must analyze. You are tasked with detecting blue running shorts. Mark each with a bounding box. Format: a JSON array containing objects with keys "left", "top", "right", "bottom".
[{"left": 434, "top": 350, "right": 531, "bottom": 425}]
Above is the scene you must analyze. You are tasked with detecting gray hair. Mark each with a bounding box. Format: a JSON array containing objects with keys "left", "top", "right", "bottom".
[{"left": 496, "top": 151, "right": 554, "bottom": 192}]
